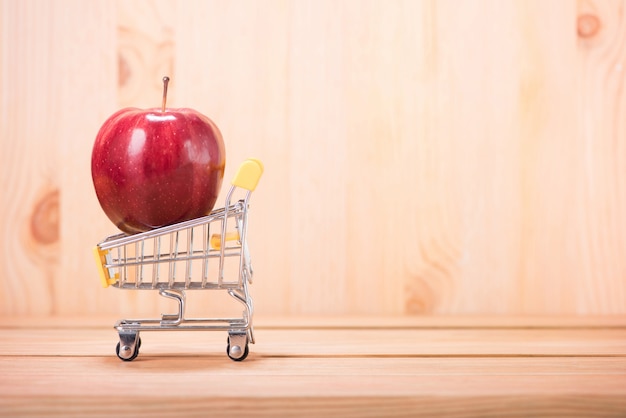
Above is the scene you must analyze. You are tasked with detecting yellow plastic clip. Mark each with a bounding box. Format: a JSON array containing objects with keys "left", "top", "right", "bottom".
[
  {"left": 232, "top": 158, "right": 264, "bottom": 191},
  {"left": 210, "top": 231, "right": 240, "bottom": 249},
  {"left": 93, "top": 246, "right": 119, "bottom": 288}
]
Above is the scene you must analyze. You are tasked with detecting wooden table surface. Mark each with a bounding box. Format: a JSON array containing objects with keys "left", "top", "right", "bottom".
[{"left": 1, "top": 315, "right": 625, "bottom": 417}]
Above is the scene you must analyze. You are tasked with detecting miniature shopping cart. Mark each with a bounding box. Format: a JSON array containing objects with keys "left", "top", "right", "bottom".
[{"left": 93, "top": 159, "right": 263, "bottom": 361}]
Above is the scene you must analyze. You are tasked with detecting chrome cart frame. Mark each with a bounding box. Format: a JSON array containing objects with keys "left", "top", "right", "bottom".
[{"left": 93, "top": 159, "right": 263, "bottom": 361}]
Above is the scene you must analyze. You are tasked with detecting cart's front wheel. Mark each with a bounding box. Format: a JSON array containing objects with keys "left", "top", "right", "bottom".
[
  {"left": 227, "top": 334, "right": 249, "bottom": 361},
  {"left": 116, "top": 337, "right": 141, "bottom": 361}
]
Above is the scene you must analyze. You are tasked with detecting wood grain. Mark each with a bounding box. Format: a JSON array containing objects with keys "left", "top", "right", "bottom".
[{"left": 1, "top": 0, "right": 625, "bottom": 316}]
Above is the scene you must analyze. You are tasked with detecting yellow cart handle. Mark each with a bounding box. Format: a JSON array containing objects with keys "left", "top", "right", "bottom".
[
  {"left": 210, "top": 231, "right": 240, "bottom": 249},
  {"left": 93, "top": 246, "right": 118, "bottom": 288},
  {"left": 232, "top": 158, "right": 264, "bottom": 191}
]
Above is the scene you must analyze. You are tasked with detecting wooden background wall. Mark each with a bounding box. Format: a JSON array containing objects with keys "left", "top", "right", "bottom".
[{"left": 1, "top": 0, "right": 625, "bottom": 317}]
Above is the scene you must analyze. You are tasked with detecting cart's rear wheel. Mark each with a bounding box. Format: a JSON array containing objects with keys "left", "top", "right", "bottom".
[
  {"left": 227, "top": 335, "right": 249, "bottom": 361},
  {"left": 116, "top": 337, "right": 141, "bottom": 361}
]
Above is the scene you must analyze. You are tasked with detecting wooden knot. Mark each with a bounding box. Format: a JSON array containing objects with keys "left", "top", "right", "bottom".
[
  {"left": 30, "top": 189, "right": 60, "bottom": 245},
  {"left": 405, "top": 280, "right": 437, "bottom": 315},
  {"left": 118, "top": 53, "right": 131, "bottom": 89},
  {"left": 577, "top": 14, "right": 601, "bottom": 38}
]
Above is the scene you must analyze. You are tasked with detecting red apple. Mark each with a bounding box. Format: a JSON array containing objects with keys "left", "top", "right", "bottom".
[{"left": 91, "top": 77, "right": 225, "bottom": 234}]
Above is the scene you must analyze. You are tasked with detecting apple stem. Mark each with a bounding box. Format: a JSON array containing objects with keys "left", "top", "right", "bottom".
[{"left": 161, "top": 76, "right": 170, "bottom": 112}]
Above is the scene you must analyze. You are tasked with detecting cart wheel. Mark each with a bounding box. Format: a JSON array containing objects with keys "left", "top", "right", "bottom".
[
  {"left": 227, "top": 335, "right": 249, "bottom": 361},
  {"left": 116, "top": 337, "right": 141, "bottom": 361}
]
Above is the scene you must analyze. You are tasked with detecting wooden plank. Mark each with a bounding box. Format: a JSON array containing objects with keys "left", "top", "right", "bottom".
[
  {"left": 55, "top": 1, "right": 119, "bottom": 317},
  {"left": 0, "top": 0, "right": 116, "bottom": 315},
  {"left": 0, "top": 357, "right": 624, "bottom": 396},
  {"left": 573, "top": 0, "right": 626, "bottom": 313},
  {"left": 0, "top": 0, "right": 61, "bottom": 315},
  {"left": 7, "top": 355, "right": 622, "bottom": 377},
  {"left": 2, "top": 314, "right": 626, "bottom": 329},
  {"left": 285, "top": 0, "right": 350, "bottom": 314},
  {"left": 0, "top": 326, "right": 625, "bottom": 357},
  {"left": 2, "top": 394, "right": 625, "bottom": 418}
]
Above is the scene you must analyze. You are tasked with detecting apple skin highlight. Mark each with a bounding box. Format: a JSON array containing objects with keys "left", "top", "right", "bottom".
[{"left": 91, "top": 107, "right": 225, "bottom": 234}]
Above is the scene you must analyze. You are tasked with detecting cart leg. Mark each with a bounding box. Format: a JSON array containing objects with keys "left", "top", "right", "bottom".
[
  {"left": 247, "top": 326, "right": 255, "bottom": 345},
  {"left": 159, "top": 288, "right": 185, "bottom": 326},
  {"left": 227, "top": 332, "right": 249, "bottom": 361}
]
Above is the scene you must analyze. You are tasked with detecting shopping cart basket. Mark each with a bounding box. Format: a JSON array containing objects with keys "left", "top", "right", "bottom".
[{"left": 93, "top": 159, "right": 263, "bottom": 361}]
